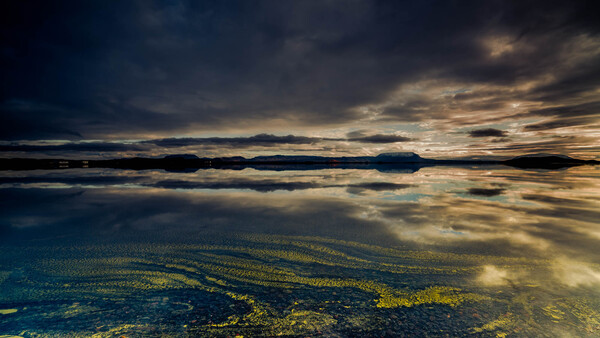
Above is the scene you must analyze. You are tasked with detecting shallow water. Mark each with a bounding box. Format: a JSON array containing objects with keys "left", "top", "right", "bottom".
[{"left": 1, "top": 165, "right": 599, "bottom": 336}]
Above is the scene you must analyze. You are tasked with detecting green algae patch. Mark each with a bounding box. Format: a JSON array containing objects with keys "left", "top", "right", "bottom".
[
  {"left": 471, "top": 295, "right": 600, "bottom": 336},
  {"left": 0, "top": 309, "right": 18, "bottom": 315},
  {"left": 377, "top": 286, "right": 490, "bottom": 308},
  {"left": 555, "top": 298, "right": 600, "bottom": 333},
  {"left": 7, "top": 233, "right": 592, "bottom": 336},
  {"left": 542, "top": 304, "right": 566, "bottom": 322},
  {"left": 471, "top": 312, "right": 517, "bottom": 335},
  {"left": 272, "top": 310, "right": 337, "bottom": 335},
  {"left": 90, "top": 324, "right": 147, "bottom": 338},
  {"left": 0, "top": 271, "right": 10, "bottom": 286}
]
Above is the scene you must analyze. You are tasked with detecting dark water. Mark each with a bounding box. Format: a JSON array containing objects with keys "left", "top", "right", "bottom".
[{"left": 1, "top": 165, "right": 599, "bottom": 337}]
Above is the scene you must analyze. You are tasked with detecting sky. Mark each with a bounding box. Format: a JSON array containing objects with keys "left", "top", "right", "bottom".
[{"left": 1, "top": 0, "right": 599, "bottom": 159}]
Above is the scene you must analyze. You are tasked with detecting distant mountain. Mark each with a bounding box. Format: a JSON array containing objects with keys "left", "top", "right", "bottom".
[
  {"left": 249, "top": 155, "right": 327, "bottom": 162},
  {"left": 511, "top": 153, "right": 574, "bottom": 160},
  {"left": 375, "top": 152, "right": 428, "bottom": 162},
  {"left": 377, "top": 152, "right": 419, "bottom": 158},
  {"left": 1, "top": 152, "right": 598, "bottom": 171},
  {"left": 504, "top": 154, "right": 599, "bottom": 169},
  {"left": 164, "top": 154, "right": 200, "bottom": 159},
  {"left": 209, "top": 152, "right": 430, "bottom": 164},
  {"left": 215, "top": 156, "right": 246, "bottom": 162}
]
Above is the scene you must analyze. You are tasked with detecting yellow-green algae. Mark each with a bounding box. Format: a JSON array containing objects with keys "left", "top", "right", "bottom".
[
  {"left": 542, "top": 303, "right": 566, "bottom": 322},
  {"left": 0, "top": 309, "right": 18, "bottom": 315},
  {"left": 22, "top": 255, "right": 487, "bottom": 310},
  {"left": 376, "top": 286, "right": 489, "bottom": 308},
  {"left": 471, "top": 312, "right": 517, "bottom": 335},
  {"left": 1, "top": 234, "right": 599, "bottom": 336},
  {"left": 553, "top": 299, "right": 600, "bottom": 332},
  {"left": 471, "top": 294, "right": 600, "bottom": 336},
  {"left": 0, "top": 272, "right": 10, "bottom": 286},
  {"left": 90, "top": 324, "right": 148, "bottom": 338}
]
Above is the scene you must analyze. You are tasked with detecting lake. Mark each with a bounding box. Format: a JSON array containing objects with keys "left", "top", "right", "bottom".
[{"left": 1, "top": 165, "right": 599, "bottom": 336}]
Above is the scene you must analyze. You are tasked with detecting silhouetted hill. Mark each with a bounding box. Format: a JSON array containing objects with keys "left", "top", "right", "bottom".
[
  {"left": 211, "top": 152, "right": 431, "bottom": 164},
  {"left": 503, "top": 154, "right": 599, "bottom": 169},
  {"left": 1, "top": 153, "right": 598, "bottom": 171},
  {"left": 164, "top": 154, "right": 200, "bottom": 160},
  {"left": 375, "top": 152, "right": 427, "bottom": 162}
]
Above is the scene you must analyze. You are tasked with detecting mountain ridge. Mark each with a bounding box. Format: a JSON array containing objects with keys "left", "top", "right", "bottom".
[{"left": 1, "top": 153, "right": 597, "bottom": 171}]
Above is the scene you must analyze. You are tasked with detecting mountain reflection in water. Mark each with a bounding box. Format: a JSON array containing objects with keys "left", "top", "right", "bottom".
[{"left": 1, "top": 165, "right": 599, "bottom": 336}]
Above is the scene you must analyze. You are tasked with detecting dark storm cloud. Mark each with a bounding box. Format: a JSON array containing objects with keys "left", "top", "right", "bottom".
[
  {"left": 491, "top": 138, "right": 510, "bottom": 143},
  {"left": 0, "top": 175, "right": 147, "bottom": 186},
  {"left": 522, "top": 117, "right": 597, "bottom": 132},
  {"left": 0, "top": 171, "right": 414, "bottom": 193},
  {"left": 521, "top": 194, "right": 599, "bottom": 209},
  {"left": 344, "top": 131, "right": 413, "bottom": 143},
  {"left": 0, "top": 187, "right": 398, "bottom": 245},
  {"left": 347, "top": 182, "right": 412, "bottom": 191},
  {"left": 522, "top": 102, "right": 600, "bottom": 132},
  {"left": 468, "top": 128, "right": 508, "bottom": 138},
  {"left": 2, "top": 1, "right": 599, "bottom": 140},
  {"left": 152, "top": 180, "right": 413, "bottom": 193},
  {"left": 0, "top": 142, "right": 142, "bottom": 153},
  {"left": 347, "top": 134, "right": 413, "bottom": 143},
  {"left": 0, "top": 135, "right": 318, "bottom": 155},
  {"left": 144, "top": 134, "right": 322, "bottom": 148},
  {"left": 345, "top": 182, "right": 413, "bottom": 195},
  {"left": 0, "top": 133, "right": 414, "bottom": 156},
  {"left": 151, "top": 178, "right": 322, "bottom": 192},
  {"left": 0, "top": 134, "right": 322, "bottom": 154},
  {"left": 467, "top": 188, "right": 506, "bottom": 197},
  {"left": 483, "top": 135, "right": 600, "bottom": 154},
  {"left": 527, "top": 102, "right": 600, "bottom": 118}
]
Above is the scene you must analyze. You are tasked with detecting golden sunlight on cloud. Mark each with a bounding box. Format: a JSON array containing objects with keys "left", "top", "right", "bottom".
[
  {"left": 483, "top": 35, "right": 515, "bottom": 58},
  {"left": 477, "top": 265, "right": 510, "bottom": 286},
  {"left": 552, "top": 258, "right": 600, "bottom": 287}
]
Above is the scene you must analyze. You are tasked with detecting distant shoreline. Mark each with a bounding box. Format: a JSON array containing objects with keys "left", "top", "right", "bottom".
[{"left": 1, "top": 153, "right": 597, "bottom": 171}]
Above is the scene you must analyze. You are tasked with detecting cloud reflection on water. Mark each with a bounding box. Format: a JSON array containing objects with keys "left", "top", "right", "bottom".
[
  {"left": 2, "top": 166, "right": 599, "bottom": 266},
  {"left": 0, "top": 165, "right": 599, "bottom": 335}
]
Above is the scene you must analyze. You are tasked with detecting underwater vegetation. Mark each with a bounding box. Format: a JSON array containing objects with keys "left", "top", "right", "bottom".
[{"left": 1, "top": 234, "right": 599, "bottom": 336}]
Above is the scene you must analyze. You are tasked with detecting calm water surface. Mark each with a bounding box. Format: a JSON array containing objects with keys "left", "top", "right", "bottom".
[{"left": 1, "top": 165, "right": 599, "bottom": 336}]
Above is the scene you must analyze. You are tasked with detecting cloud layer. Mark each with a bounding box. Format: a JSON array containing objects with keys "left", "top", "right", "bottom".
[{"left": 1, "top": 1, "right": 598, "bottom": 157}]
